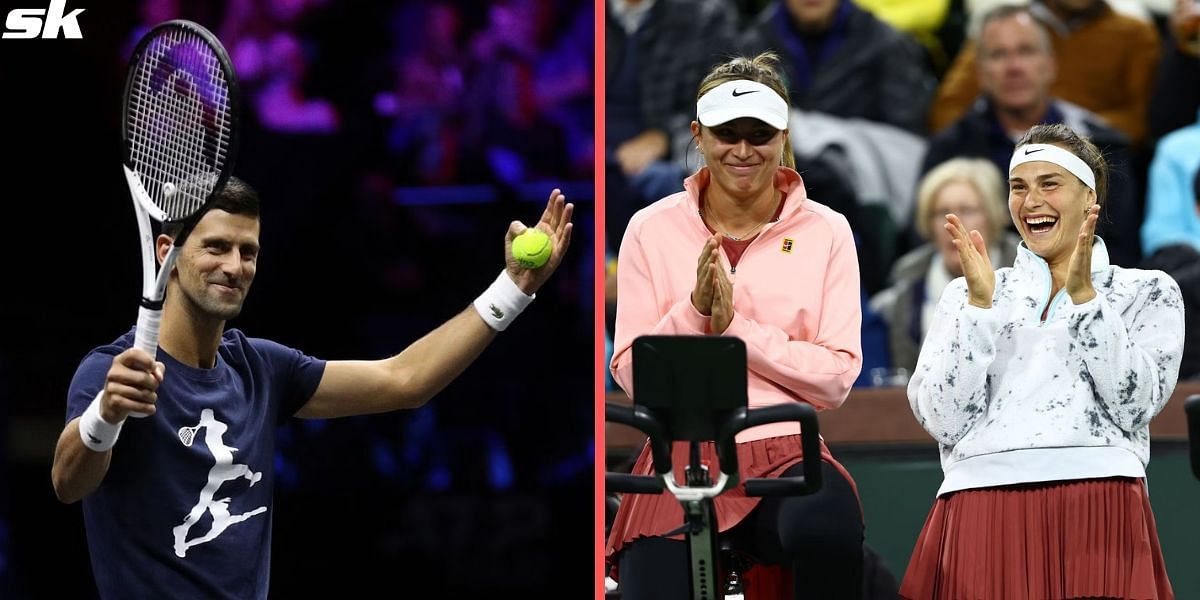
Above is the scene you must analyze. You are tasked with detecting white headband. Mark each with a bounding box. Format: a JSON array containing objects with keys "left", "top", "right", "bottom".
[
  {"left": 1009, "top": 143, "right": 1096, "bottom": 191},
  {"left": 696, "top": 80, "right": 789, "bottom": 130}
]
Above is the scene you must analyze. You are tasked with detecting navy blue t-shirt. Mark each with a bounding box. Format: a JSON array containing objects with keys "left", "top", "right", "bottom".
[{"left": 66, "top": 329, "right": 326, "bottom": 600}]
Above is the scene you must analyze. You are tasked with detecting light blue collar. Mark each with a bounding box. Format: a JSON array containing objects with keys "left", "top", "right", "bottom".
[
  {"left": 1009, "top": 236, "right": 1108, "bottom": 321},
  {"left": 1014, "top": 235, "right": 1110, "bottom": 287}
]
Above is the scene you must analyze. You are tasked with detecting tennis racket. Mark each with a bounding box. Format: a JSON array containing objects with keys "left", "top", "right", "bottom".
[{"left": 122, "top": 19, "right": 240, "bottom": 398}]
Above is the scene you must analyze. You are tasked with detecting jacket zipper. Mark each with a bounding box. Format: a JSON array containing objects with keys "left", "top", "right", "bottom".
[
  {"left": 1034, "top": 255, "right": 1068, "bottom": 324},
  {"left": 726, "top": 222, "right": 774, "bottom": 278},
  {"left": 1043, "top": 289, "right": 1067, "bottom": 323}
]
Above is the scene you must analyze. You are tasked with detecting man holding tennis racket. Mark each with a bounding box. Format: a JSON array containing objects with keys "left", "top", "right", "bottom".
[{"left": 50, "top": 177, "right": 573, "bottom": 599}]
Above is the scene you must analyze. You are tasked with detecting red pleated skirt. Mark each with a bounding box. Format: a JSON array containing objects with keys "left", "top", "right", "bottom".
[
  {"left": 900, "top": 477, "right": 1173, "bottom": 600},
  {"left": 605, "top": 435, "right": 859, "bottom": 568}
]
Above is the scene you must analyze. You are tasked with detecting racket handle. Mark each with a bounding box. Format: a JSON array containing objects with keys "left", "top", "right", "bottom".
[
  {"left": 130, "top": 305, "right": 163, "bottom": 419},
  {"left": 134, "top": 304, "right": 162, "bottom": 357}
]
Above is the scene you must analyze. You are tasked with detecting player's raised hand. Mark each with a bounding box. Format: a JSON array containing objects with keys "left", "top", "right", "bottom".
[
  {"left": 945, "top": 213, "right": 995, "bottom": 308},
  {"left": 101, "top": 348, "right": 165, "bottom": 422},
  {"left": 505, "top": 189, "right": 574, "bottom": 295},
  {"left": 1066, "top": 204, "right": 1100, "bottom": 305}
]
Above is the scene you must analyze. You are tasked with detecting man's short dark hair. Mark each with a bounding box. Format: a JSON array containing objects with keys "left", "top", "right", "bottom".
[
  {"left": 210, "top": 176, "right": 260, "bottom": 218},
  {"left": 163, "top": 176, "right": 260, "bottom": 238}
]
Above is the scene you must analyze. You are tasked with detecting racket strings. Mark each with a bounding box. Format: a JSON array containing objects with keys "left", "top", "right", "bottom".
[
  {"left": 130, "top": 59, "right": 217, "bottom": 216},
  {"left": 130, "top": 47, "right": 201, "bottom": 214},
  {"left": 136, "top": 31, "right": 224, "bottom": 214},
  {"left": 127, "top": 26, "right": 233, "bottom": 221},
  {"left": 147, "top": 28, "right": 229, "bottom": 199}
]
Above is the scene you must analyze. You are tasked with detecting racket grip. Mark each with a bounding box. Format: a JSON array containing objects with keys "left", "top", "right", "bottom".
[
  {"left": 130, "top": 305, "right": 163, "bottom": 419},
  {"left": 134, "top": 304, "right": 162, "bottom": 357}
]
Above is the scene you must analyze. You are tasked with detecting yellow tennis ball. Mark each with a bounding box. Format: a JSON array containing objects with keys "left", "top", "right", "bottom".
[{"left": 512, "top": 229, "right": 552, "bottom": 269}]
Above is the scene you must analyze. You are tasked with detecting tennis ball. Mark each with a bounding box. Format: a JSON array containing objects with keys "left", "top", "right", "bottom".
[{"left": 512, "top": 229, "right": 552, "bottom": 269}]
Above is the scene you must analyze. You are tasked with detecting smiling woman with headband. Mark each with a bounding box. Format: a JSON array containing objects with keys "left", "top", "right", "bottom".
[
  {"left": 901, "top": 123, "right": 1184, "bottom": 599},
  {"left": 607, "top": 52, "right": 867, "bottom": 598}
]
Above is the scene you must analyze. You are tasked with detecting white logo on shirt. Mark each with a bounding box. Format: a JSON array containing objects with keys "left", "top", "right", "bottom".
[{"left": 172, "top": 408, "right": 267, "bottom": 558}]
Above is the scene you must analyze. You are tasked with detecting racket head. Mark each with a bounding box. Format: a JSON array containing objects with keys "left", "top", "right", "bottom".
[{"left": 122, "top": 19, "right": 241, "bottom": 225}]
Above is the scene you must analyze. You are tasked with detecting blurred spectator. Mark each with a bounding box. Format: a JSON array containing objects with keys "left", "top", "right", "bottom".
[
  {"left": 854, "top": 0, "right": 951, "bottom": 68},
  {"left": 741, "top": 0, "right": 936, "bottom": 134},
  {"left": 1148, "top": 0, "right": 1200, "bottom": 143},
  {"left": 370, "top": 0, "right": 590, "bottom": 188},
  {"left": 870, "top": 158, "right": 1019, "bottom": 372},
  {"left": 459, "top": 0, "right": 573, "bottom": 185},
  {"left": 605, "top": 0, "right": 738, "bottom": 246},
  {"left": 1141, "top": 108, "right": 1200, "bottom": 256},
  {"left": 1140, "top": 168, "right": 1200, "bottom": 379},
  {"left": 932, "top": 0, "right": 1160, "bottom": 148},
  {"left": 786, "top": 112, "right": 928, "bottom": 291},
  {"left": 220, "top": 0, "right": 341, "bottom": 134},
  {"left": 375, "top": 2, "right": 467, "bottom": 185},
  {"left": 534, "top": 2, "right": 595, "bottom": 178},
  {"left": 921, "top": 5, "right": 1143, "bottom": 267}
]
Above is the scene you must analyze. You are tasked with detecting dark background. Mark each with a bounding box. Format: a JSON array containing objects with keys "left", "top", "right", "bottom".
[{"left": 0, "top": 0, "right": 594, "bottom": 596}]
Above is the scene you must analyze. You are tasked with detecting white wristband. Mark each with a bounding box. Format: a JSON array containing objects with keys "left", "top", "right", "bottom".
[
  {"left": 473, "top": 270, "right": 534, "bottom": 331},
  {"left": 79, "top": 390, "right": 124, "bottom": 452}
]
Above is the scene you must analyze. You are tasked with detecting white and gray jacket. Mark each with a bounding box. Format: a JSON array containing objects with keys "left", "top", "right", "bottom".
[{"left": 909, "top": 238, "right": 1185, "bottom": 496}]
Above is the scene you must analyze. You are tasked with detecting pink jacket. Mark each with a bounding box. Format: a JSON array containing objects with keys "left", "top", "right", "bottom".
[{"left": 611, "top": 167, "right": 863, "bottom": 442}]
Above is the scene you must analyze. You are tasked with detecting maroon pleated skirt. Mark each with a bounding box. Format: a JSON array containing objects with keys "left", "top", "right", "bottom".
[
  {"left": 900, "top": 477, "right": 1173, "bottom": 600},
  {"left": 605, "top": 434, "right": 858, "bottom": 569}
]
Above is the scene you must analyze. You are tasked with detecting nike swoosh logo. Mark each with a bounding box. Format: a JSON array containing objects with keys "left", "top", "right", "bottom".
[
  {"left": 490, "top": 304, "right": 504, "bottom": 319},
  {"left": 1024, "top": 148, "right": 1044, "bottom": 155},
  {"left": 731, "top": 89, "right": 758, "bottom": 97},
  {"left": 88, "top": 434, "right": 102, "bottom": 444}
]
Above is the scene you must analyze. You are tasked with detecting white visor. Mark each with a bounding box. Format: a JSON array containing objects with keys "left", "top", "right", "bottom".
[
  {"left": 696, "top": 80, "right": 788, "bottom": 131},
  {"left": 1009, "top": 143, "right": 1096, "bottom": 191}
]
